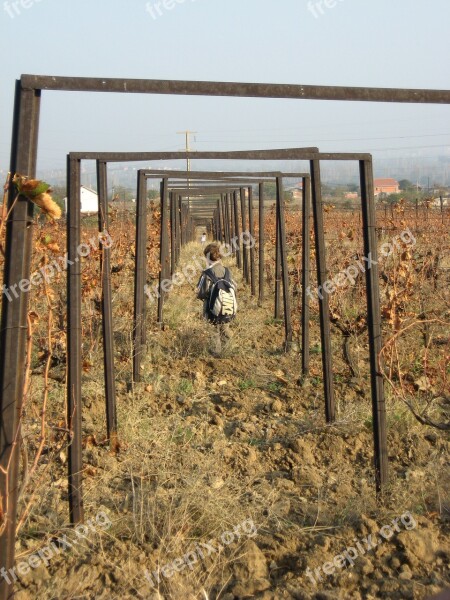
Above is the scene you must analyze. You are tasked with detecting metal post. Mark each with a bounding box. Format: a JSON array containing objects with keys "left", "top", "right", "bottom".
[
  {"left": 67, "top": 156, "right": 84, "bottom": 524},
  {"left": 217, "top": 199, "right": 222, "bottom": 242},
  {"left": 219, "top": 197, "right": 224, "bottom": 241},
  {"left": 170, "top": 192, "right": 176, "bottom": 275},
  {"left": 258, "top": 183, "right": 265, "bottom": 305},
  {"left": 174, "top": 195, "right": 179, "bottom": 264},
  {"left": 133, "top": 171, "right": 147, "bottom": 382},
  {"left": 233, "top": 191, "right": 241, "bottom": 268},
  {"left": 180, "top": 200, "right": 185, "bottom": 248},
  {"left": 360, "top": 159, "right": 388, "bottom": 494},
  {"left": 212, "top": 210, "right": 217, "bottom": 239},
  {"left": 248, "top": 186, "right": 256, "bottom": 296},
  {"left": 229, "top": 194, "right": 235, "bottom": 255},
  {"left": 157, "top": 179, "right": 169, "bottom": 325},
  {"left": 221, "top": 195, "right": 226, "bottom": 242},
  {"left": 301, "top": 177, "right": 311, "bottom": 376},
  {"left": 310, "top": 159, "right": 335, "bottom": 423},
  {"left": 96, "top": 161, "right": 117, "bottom": 446},
  {"left": 224, "top": 194, "right": 231, "bottom": 246},
  {"left": 0, "top": 82, "right": 41, "bottom": 600},
  {"left": 240, "top": 187, "right": 249, "bottom": 283},
  {"left": 275, "top": 193, "right": 282, "bottom": 320},
  {"left": 221, "top": 194, "right": 228, "bottom": 245},
  {"left": 276, "top": 178, "right": 293, "bottom": 348}
]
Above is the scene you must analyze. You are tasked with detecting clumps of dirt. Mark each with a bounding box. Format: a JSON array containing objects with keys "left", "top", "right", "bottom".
[{"left": 13, "top": 243, "right": 450, "bottom": 600}]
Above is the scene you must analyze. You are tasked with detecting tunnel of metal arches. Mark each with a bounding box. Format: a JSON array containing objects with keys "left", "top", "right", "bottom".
[{"left": 1, "top": 75, "right": 449, "bottom": 599}]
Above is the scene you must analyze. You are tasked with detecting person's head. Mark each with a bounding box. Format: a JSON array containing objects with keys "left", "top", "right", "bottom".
[{"left": 204, "top": 243, "right": 221, "bottom": 263}]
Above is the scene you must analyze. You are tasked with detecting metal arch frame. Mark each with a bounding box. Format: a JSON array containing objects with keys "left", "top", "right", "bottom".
[
  {"left": 64, "top": 158, "right": 314, "bottom": 533},
  {"left": 135, "top": 169, "right": 312, "bottom": 362},
  {"left": 140, "top": 168, "right": 312, "bottom": 335},
  {"left": 63, "top": 159, "right": 308, "bottom": 526},
  {"left": 2, "top": 75, "right": 448, "bottom": 599},
  {"left": 66, "top": 152, "right": 381, "bottom": 513}
]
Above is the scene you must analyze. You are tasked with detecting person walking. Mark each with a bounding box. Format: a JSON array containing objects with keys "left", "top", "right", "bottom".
[
  {"left": 201, "top": 232, "right": 207, "bottom": 246},
  {"left": 196, "top": 243, "right": 236, "bottom": 357}
]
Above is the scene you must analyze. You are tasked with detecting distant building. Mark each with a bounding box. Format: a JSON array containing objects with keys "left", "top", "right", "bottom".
[
  {"left": 374, "top": 178, "right": 400, "bottom": 197},
  {"left": 344, "top": 192, "right": 359, "bottom": 200},
  {"left": 285, "top": 182, "right": 304, "bottom": 201},
  {"left": 63, "top": 185, "right": 99, "bottom": 214},
  {"left": 431, "top": 196, "right": 450, "bottom": 207}
]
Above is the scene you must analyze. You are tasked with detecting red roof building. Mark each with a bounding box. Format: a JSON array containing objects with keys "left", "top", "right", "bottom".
[{"left": 374, "top": 178, "right": 400, "bottom": 197}]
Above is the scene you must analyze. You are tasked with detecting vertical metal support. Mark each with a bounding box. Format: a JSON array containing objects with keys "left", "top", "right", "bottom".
[
  {"left": 180, "top": 199, "right": 185, "bottom": 248},
  {"left": 221, "top": 194, "right": 228, "bottom": 245},
  {"left": 258, "top": 183, "right": 265, "bottom": 305},
  {"left": 0, "top": 82, "right": 41, "bottom": 600},
  {"left": 229, "top": 194, "right": 235, "bottom": 255},
  {"left": 276, "top": 178, "right": 293, "bottom": 348},
  {"left": 274, "top": 188, "right": 282, "bottom": 320},
  {"left": 175, "top": 195, "right": 181, "bottom": 263},
  {"left": 228, "top": 193, "right": 233, "bottom": 247},
  {"left": 212, "top": 211, "right": 217, "bottom": 239},
  {"left": 233, "top": 191, "right": 241, "bottom": 268},
  {"left": 217, "top": 199, "right": 223, "bottom": 242},
  {"left": 360, "top": 159, "right": 388, "bottom": 494},
  {"left": 228, "top": 194, "right": 236, "bottom": 255},
  {"left": 187, "top": 211, "right": 192, "bottom": 243},
  {"left": 310, "top": 159, "right": 335, "bottom": 423},
  {"left": 67, "top": 156, "right": 84, "bottom": 524},
  {"left": 221, "top": 196, "right": 225, "bottom": 241},
  {"left": 248, "top": 186, "right": 256, "bottom": 296},
  {"left": 240, "top": 188, "right": 249, "bottom": 283},
  {"left": 219, "top": 195, "right": 225, "bottom": 243},
  {"left": 170, "top": 192, "right": 176, "bottom": 275},
  {"left": 157, "top": 179, "right": 169, "bottom": 325},
  {"left": 219, "top": 195, "right": 224, "bottom": 243},
  {"left": 224, "top": 194, "right": 231, "bottom": 246},
  {"left": 185, "top": 205, "right": 189, "bottom": 244},
  {"left": 96, "top": 161, "right": 117, "bottom": 446},
  {"left": 220, "top": 194, "right": 229, "bottom": 244},
  {"left": 301, "top": 177, "right": 311, "bottom": 377},
  {"left": 133, "top": 171, "right": 147, "bottom": 383}
]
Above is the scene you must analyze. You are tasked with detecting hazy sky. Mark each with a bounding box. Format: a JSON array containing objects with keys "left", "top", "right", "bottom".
[{"left": 0, "top": 0, "right": 449, "bottom": 178}]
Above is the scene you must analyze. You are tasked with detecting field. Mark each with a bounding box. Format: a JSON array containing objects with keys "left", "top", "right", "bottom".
[{"left": 0, "top": 195, "right": 449, "bottom": 599}]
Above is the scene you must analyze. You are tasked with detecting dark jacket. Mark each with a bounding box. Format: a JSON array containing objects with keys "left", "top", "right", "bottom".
[
  {"left": 196, "top": 261, "right": 227, "bottom": 301},
  {"left": 196, "top": 261, "right": 235, "bottom": 319}
]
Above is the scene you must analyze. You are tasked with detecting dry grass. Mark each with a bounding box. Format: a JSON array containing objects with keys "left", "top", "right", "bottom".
[{"left": 9, "top": 227, "right": 450, "bottom": 599}]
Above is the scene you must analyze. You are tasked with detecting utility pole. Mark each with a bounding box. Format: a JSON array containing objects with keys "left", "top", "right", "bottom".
[{"left": 177, "top": 130, "right": 197, "bottom": 209}]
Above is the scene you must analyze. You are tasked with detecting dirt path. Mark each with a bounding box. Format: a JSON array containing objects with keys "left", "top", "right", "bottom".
[{"left": 14, "top": 242, "right": 450, "bottom": 600}]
